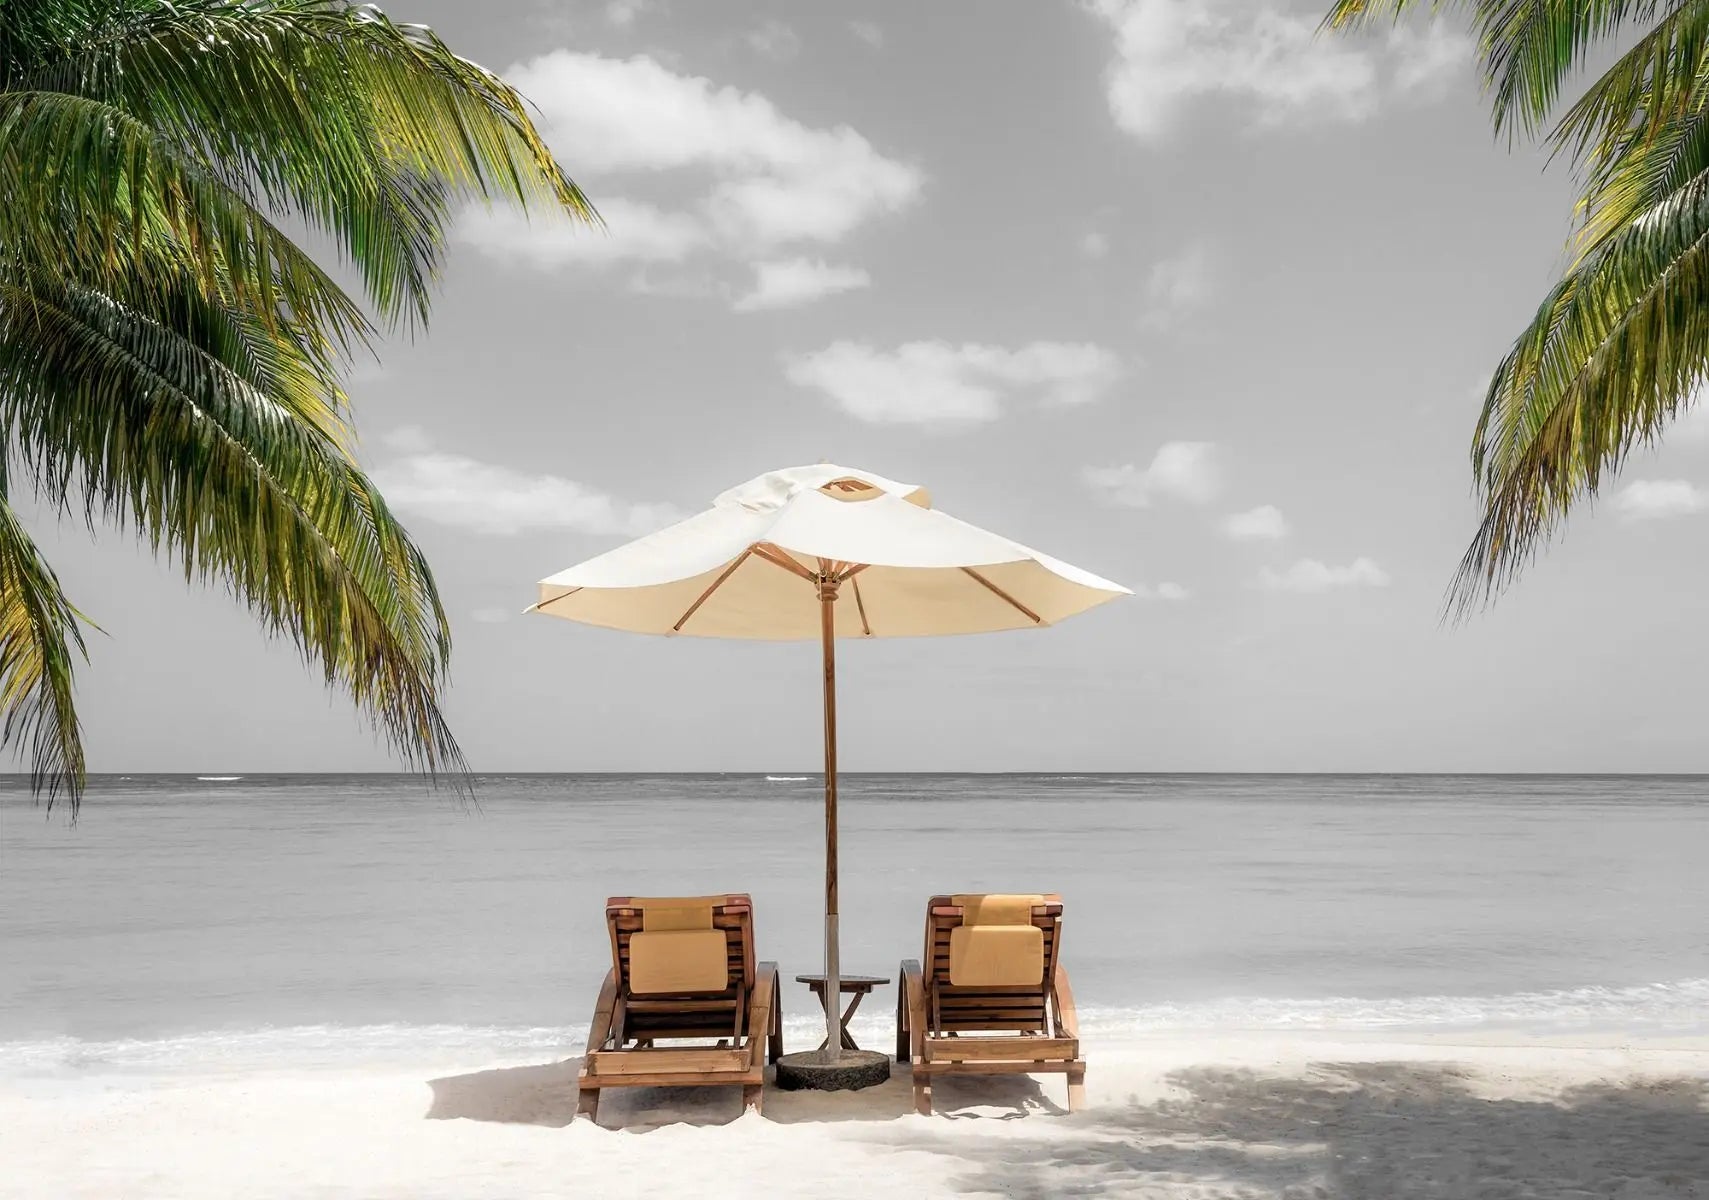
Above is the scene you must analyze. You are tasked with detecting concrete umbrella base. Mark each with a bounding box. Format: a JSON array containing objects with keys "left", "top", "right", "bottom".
[{"left": 773, "top": 1048, "right": 891, "bottom": 1092}]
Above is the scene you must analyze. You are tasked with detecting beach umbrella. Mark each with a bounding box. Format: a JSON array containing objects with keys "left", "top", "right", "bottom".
[{"left": 529, "top": 464, "right": 1128, "bottom": 1060}]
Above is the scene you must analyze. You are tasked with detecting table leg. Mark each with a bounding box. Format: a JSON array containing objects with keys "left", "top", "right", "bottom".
[
  {"left": 839, "top": 993, "right": 863, "bottom": 1050},
  {"left": 812, "top": 987, "right": 873, "bottom": 1052}
]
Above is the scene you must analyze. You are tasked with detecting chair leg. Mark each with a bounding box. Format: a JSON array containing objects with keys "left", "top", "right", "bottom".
[
  {"left": 1067, "top": 1067, "right": 1085, "bottom": 1114},
  {"left": 913, "top": 1072, "right": 932, "bottom": 1116},
  {"left": 742, "top": 1084, "right": 764, "bottom": 1115},
  {"left": 576, "top": 1086, "right": 600, "bottom": 1123}
]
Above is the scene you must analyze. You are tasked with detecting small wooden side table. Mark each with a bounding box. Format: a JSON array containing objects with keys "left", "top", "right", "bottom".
[{"left": 794, "top": 974, "right": 891, "bottom": 1052}]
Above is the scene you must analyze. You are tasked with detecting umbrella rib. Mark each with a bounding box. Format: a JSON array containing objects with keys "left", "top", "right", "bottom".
[
  {"left": 752, "top": 542, "right": 819, "bottom": 583},
  {"left": 962, "top": 567, "right": 1043, "bottom": 625},
  {"left": 851, "top": 574, "right": 872, "bottom": 636},
  {"left": 673, "top": 549, "right": 754, "bottom": 633},
  {"left": 531, "top": 587, "right": 583, "bottom": 613}
]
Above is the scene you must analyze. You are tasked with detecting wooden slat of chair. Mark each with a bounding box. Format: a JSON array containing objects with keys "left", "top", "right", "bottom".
[{"left": 925, "top": 1036, "right": 1078, "bottom": 1063}]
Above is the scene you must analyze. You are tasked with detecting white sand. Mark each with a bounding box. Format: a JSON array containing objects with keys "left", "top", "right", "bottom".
[{"left": 5, "top": 1032, "right": 1708, "bottom": 1199}]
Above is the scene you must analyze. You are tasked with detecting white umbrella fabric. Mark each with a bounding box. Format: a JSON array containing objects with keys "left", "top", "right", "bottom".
[{"left": 531, "top": 464, "right": 1129, "bottom": 1058}]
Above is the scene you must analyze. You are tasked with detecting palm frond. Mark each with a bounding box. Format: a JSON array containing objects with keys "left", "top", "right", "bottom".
[
  {"left": 0, "top": 88, "right": 374, "bottom": 359},
  {"left": 1453, "top": 171, "right": 1709, "bottom": 609},
  {"left": 1323, "top": 0, "right": 1439, "bottom": 28},
  {"left": 38, "top": 0, "right": 597, "bottom": 327},
  {"left": 0, "top": 473, "right": 90, "bottom": 814},
  {"left": 1574, "top": 89, "right": 1709, "bottom": 255},
  {"left": 0, "top": 272, "right": 465, "bottom": 784},
  {"left": 1553, "top": 0, "right": 1709, "bottom": 182},
  {"left": 1326, "top": 1, "right": 1674, "bottom": 139}
]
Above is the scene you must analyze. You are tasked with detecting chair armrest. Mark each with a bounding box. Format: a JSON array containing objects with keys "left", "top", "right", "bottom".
[
  {"left": 900, "top": 958, "right": 926, "bottom": 1062},
  {"left": 748, "top": 961, "right": 779, "bottom": 1065},
  {"left": 1052, "top": 962, "right": 1080, "bottom": 1040},
  {"left": 585, "top": 967, "right": 618, "bottom": 1055}
]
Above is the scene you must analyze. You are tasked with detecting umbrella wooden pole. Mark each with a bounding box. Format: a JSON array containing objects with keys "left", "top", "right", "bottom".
[{"left": 819, "top": 572, "right": 842, "bottom": 1062}]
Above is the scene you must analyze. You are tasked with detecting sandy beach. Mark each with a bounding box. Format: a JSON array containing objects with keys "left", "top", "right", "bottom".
[{"left": 8, "top": 1031, "right": 1707, "bottom": 1199}]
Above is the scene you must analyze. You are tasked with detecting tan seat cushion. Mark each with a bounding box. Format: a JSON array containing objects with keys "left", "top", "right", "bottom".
[
  {"left": 629, "top": 929, "right": 730, "bottom": 994},
  {"left": 951, "top": 894, "right": 1043, "bottom": 926},
  {"left": 948, "top": 924, "right": 1044, "bottom": 986}
]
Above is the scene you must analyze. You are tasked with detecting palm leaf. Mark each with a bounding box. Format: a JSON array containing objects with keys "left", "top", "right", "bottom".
[
  {"left": 1454, "top": 172, "right": 1709, "bottom": 608},
  {"left": 1325, "top": 1, "right": 1674, "bottom": 139},
  {"left": 1574, "top": 89, "right": 1709, "bottom": 254},
  {"left": 0, "top": 88, "right": 375, "bottom": 354},
  {"left": 0, "top": 471, "right": 89, "bottom": 815},
  {"left": 35, "top": 0, "right": 598, "bottom": 327},
  {"left": 0, "top": 272, "right": 465, "bottom": 791},
  {"left": 1553, "top": 1, "right": 1709, "bottom": 155}
]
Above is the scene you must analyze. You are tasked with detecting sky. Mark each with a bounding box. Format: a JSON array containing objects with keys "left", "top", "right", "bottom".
[{"left": 23, "top": 0, "right": 1709, "bottom": 774}]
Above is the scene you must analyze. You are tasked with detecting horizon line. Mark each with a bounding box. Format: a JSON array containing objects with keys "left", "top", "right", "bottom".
[{"left": 5, "top": 770, "right": 1709, "bottom": 781}]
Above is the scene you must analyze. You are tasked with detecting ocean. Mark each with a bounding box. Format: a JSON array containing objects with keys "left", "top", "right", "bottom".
[{"left": 3, "top": 773, "right": 1707, "bottom": 1078}]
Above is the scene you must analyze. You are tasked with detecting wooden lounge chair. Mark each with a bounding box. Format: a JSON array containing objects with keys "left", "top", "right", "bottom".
[
  {"left": 897, "top": 893, "right": 1083, "bottom": 1115},
  {"left": 577, "top": 893, "right": 782, "bottom": 1121}
]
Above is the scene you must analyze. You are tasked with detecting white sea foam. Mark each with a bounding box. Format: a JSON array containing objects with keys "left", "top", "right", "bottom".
[
  {"left": 764, "top": 775, "right": 809, "bottom": 782},
  {"left": 7, "top": 979, "right": 1704, "bottom": 1080},
  {"left": 1076, "top": 978, "right": 1709, "bottom": 1035},
  {"left": 0, "top": 1023, "right": 581, "bottom": 1077}
]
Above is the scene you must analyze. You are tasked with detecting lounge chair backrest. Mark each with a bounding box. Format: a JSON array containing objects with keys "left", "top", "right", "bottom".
[
  {"left": 606, "top": 894, "right": 754, "bottom": 998},
  {"left": 924, "top": 894, "right": 1063, "bottom": 1031}
]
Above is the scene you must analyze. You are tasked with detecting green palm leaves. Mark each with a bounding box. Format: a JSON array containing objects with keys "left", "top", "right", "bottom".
[
  {"left": 1326, "top": 1, "right": 1709, "bottom": 607},
  {"left": 0, "top": 0, "right": 596, "bottom": 812}
]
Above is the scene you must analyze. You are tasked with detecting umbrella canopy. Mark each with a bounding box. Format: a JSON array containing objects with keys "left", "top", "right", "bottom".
[
  {"left": 534, "top": 464, "right": 1127, "bottom": 638},
  {"left": 531, "top": 464, "right": 1129, "bottom": 1060}
]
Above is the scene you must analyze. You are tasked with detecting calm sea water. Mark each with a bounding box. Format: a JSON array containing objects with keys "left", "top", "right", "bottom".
[{"left": 2, "top": 774, "right": 1707, "bottom": 1075}]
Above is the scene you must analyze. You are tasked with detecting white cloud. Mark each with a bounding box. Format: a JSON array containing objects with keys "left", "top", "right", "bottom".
[
  {"left": 1087, "top": 0, "right": 1469, "bottom": 142},
  {"left": 1144, "top": 241, "right": 1217, "bottom": 325},
  {"left": 372, "top": 427, "right": 680, "bottom": 537},
  {"left": 1612, "top": 480, "right": 1709, "bottom": 521},
  {"left": 470, "top": 607, "right": 514, "bottom": 625},
  {"left": 1135, "top": 581, "right": 1191, "bottom": 601},
  {"left": 1390, "top": 21, "right": 1470, "bottom": 96},
  {"left": 379, "top": 425, "right": 433, "bottom": 454},
  {"left": 746, "top": 19, "right": 801, "bottom": 60},
  {"left": 1083, "top": 442, "right": 1220, "bottom": 507},
  {"left": 459, "top": 52, "right": 920, "bottom": 274},
  {"left": 1259, "top": 557, "right": 1391, "bottom": 593},
  {"left": 459, "top": 199, "right": 707, "bottom": 267},
  {"left": 849, "top": 20, "right": 884, "bottom": 48},
  {"left": 604, "top": 0, "right": 653, "bottom": 28},
  {"left": 733, "top": 258, "right": 870, "bottom": 312},
  {"left": 1080, "top": 230, "right": 1111, "bottom": 259},
  {"left": 625, "top": 267, "right": 726, "bottom": 301},
  {"left": 1221, "top": 504, "right": 1289, "bottom": 540},
  {"left": 787, "top": 340, "right": 1121, "bottom": 426}
]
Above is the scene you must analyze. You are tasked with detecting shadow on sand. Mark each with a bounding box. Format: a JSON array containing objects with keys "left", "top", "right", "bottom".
[
  {"left": 425, "top": 1059, "right": 1069, "bottom": 1130},
  {"left": 426, "top": 1059, "right": 585, "bottom": 1128},
  {"left": 870, "top": 1063, "right": 1709, "bottom": 1199}
]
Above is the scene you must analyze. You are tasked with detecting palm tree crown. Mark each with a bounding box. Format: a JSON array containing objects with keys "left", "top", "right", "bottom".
[{"left": 0, "top": 0, "right": 596, "bottom": 813}]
